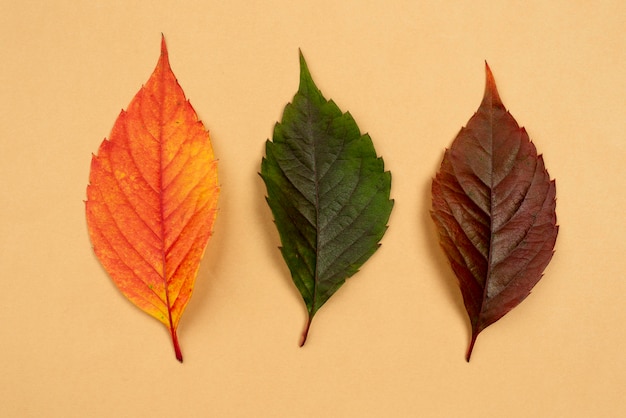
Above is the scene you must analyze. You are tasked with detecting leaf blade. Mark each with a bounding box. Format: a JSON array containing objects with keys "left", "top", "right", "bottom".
[
  {"left": 86, "top": 37, "right": 219, "bottom": 362},
  {"left": 261, "top": 52, "right": 393, "bottom": 345},
  {"left": 431, "top": 63, "right": 558, "bottom": 361}
]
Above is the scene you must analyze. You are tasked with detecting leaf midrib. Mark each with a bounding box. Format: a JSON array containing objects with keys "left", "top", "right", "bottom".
[
  {"left": 157, "top": 63, "right": 176, "bottom": 334},
  {"left": 304, "top": 95, "right": 321, "bottom": 317},
  {"left": 481, "top": 95, "right": 496, "bottom": 331}
]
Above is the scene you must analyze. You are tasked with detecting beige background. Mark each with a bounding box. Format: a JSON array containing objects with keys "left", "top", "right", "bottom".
[{"left": 1, "top": 1, "right": 625, "bottom": 417}]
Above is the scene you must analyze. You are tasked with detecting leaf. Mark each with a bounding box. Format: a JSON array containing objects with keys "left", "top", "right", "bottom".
[
  {"left": 431, "top": 63, "right": 558, "bottom": 361},
  {"left": 260, "top": 52, "right": 393, "bottom": 346},
  {"left": 85, "top": 36, "right": 219, "bottom": 362}
]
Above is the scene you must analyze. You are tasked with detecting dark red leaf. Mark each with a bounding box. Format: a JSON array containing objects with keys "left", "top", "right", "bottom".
[{"left": 431, "top": 63, "right": 558, "bottom": 361}]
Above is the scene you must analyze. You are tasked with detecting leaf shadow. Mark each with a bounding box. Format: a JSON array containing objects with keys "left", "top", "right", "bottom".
[{"left": 419, "top": 160, "right": 470, "bottom": 337}]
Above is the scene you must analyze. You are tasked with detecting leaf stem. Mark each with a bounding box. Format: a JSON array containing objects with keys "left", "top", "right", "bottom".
[
  {"left": 466, "top": 331, "right": 479, "bottom": 362},
  {"left": 171, "top": 327, "right": 183, "bottom": 363},
  {"left": 299, "top": 316, "right": 313, "bottom": 347}
]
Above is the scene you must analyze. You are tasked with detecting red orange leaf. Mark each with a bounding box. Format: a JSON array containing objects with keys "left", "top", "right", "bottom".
[
  {"left": 85, "top": 36, "right": 219, "bottom": 362},
  {"left": 431, "top": 63, "right": 558, "bottom": 361}
]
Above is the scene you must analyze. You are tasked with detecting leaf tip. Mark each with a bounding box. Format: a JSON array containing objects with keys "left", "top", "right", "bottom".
[
  {"left": 298, "top": 49, "right": 311, "bottom": 81},
  {"left": 160, "top": 33, "right": 167, "bottom": 53},
  {"left": 482, "top": 61, "right": 503, "bottom": 108},
  {"left": 296, "top": 50, "right": 324, "bottom": 103},
  {"left": 159, "top": 34, "right": 171, "bottom": 70}
]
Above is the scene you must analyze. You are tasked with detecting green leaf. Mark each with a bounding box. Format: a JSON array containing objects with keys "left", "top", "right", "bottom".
[{"left": 260, "top": 52, "right": 394, "bottom": 346}]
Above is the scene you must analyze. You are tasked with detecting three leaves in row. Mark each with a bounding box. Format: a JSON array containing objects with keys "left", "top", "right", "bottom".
[{"left": 85, "top": 38, "right": 557, "bottom": 362}]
